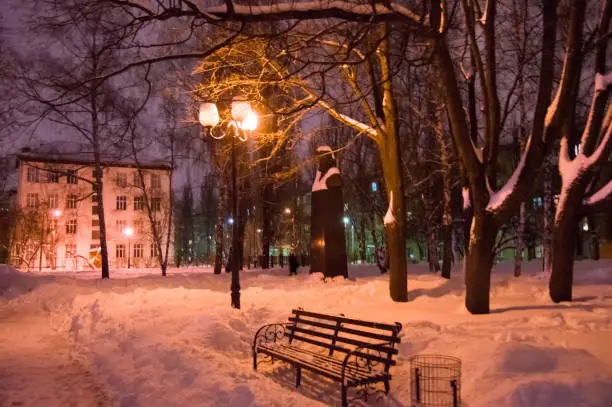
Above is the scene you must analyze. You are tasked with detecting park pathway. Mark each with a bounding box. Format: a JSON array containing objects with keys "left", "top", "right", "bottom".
[{"left": 0, "top": 308, "right": 108, "bottom": 407}]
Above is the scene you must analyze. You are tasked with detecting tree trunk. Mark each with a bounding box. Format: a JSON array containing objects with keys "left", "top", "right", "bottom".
[
  {"left": 441, "top": 222, "right": 453, "bottom": 279},
  {"left": 261, "top": 184, "right": 272, "bottom": 269},
  {"left": 427, "top": 226, "right": 440, "bottom": 273},
  {"left": 94, "top": 170, "right": 110, "bottom": 279},
  {"left": 514, "top": 202, "right": 526, "bottom": 277},
  {"left": 358, "top": 215, "right": 367, "bottom": 262},
  {"left": 542, "top": 157, "right": 554, "bottom": 274},
  {"left": 588, "top": 216, "right": 599, "bottom": 260},
  {"left": 380, "top": 137, "right": 408, "bottom": 302},
  {"left": 465, "top": 214, "right": 498, "bottom": 314},
  {"left": 440, "top": 129, "right": 453, "bottom": 279},
  {"left": 213, "top": 181, "right": 225, "bottom": 275},
  {"left": 549, "top": 205, "right": 579, "bottom": 303}
]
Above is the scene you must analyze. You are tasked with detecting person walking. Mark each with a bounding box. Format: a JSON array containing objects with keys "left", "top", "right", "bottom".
[{"left": 289, "top": 252, "right": 299, "bottom": 276}]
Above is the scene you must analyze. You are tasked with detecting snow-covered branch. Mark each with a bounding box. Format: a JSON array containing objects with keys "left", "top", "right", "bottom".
[
  {"left": 204, "top": 1, "right": 428, "bottom": 26},
  {"left": 584, "top": 178, "right": 612, "bottom": 213},
  {"left": 486, "top": 136, "right": 531, "bottom": 212},
  {"left": 316, "top": 99, "right": 378, "bottom": 138}
]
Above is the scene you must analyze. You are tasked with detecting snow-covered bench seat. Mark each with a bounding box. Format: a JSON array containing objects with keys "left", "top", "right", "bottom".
[{"left": 252, "top": 309, "right": 402, "bottom": 407}]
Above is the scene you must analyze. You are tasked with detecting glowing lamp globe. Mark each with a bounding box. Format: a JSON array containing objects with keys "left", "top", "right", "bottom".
[
  {"left": 231, "top": 97, "right": 251, "bottom": 123},
  {"left": 242, "top": 111, "right": 258, "bottom": 131},
  {"left": 199, "top": 103, "right": 220, "bottom": 128},
  {"left": 123, "top": 227, "right": 134, "bottom": 237}
]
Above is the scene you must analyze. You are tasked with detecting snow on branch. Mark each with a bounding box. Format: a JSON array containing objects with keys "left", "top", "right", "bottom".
[
  {"left": 486, "top": 136, "right": 531, "bottom": 212},
  {"left": 384, "top": 191, "right": 395, "bottom": 225},
  {"left": 585, "top": 114, "right": 612, "bottom": 168},
  {"left": 204, "top": 1, "right": 426, "bottom": 25},
  {"left": 462, "top": 187, "right": 471, "bottom": 210},
  {"left": 479, "top": 0, "right": 489, "bottom": 24},
  {"left": 317, "top": 99, "right": 378, "bottom": 138},
  {"left": 316, "top": 145, "right": 335, "bottom": 158},
  {"left": 584, "top": 178, "right": 612, "bottom": 207},
  {"left": 595, "top": 71, "right": 612, "bottom": 93}
]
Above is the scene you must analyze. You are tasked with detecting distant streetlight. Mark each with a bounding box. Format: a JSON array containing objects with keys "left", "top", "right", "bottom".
[
  {"left": 123, "top": 227, "right": 134, "bottom": 269},
  {"left": 199, "top": 96, "right": 258, "bottom": 310},
  {"left": 284, "top": 207, "right": 291, "bottom": 214},
  {"left": 343, "top": 216, "right": 350, "bottom": 225},
  {"left": 52, "top": 209, "right": 62, "bottom": 218}
]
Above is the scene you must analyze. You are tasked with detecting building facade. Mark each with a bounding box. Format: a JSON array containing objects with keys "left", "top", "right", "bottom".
[{"left": 13, "top": 152, "right": 173, "bottom": 271}]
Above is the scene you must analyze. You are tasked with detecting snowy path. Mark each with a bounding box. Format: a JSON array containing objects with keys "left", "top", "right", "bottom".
[{"left": 0, "top": 309, "right": 109, "bottom": 407}]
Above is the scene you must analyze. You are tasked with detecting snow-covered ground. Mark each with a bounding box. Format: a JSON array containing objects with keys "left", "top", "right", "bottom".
[{"left": 1, "top": 261, "right": 611, "bottom": 407}]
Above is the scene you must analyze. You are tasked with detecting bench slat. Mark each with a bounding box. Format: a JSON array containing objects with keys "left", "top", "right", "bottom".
[
  {"left": 291, "top": 309, "right": 400, "bottom": 332},
  {"left": 285, "top": 332, "right": 397, "bottom": 366},
  {"left": 288, "top": 317, "right": 399, "bottom": 343},
  {"left": 259, "top": 344, "right": 375, "bottom": 380},
  {"left": 290, "top": 326, "right": 398, "bottom": 355},
  {"left": 257, "top": 344, "right": 388, "bottom": 385}
]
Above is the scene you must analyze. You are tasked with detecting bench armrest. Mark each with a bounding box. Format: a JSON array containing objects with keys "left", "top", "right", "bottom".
[
  {"left": 252, "top": 323, "right": 291, "bottom": 349},
  {"left": 341, "top": 342, "right": 392, "bottom": 385}
]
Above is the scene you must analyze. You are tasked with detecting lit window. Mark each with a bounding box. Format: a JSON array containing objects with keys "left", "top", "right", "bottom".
[
  {"left": 134, "top": 196, "right": 145, "bottom": 210},
  {"left": 151, "top": 174, "right": 161, "bottom": 189},
  {"left": 27, "top": 167, "right": 39, "bottom": 183},
  {"left": 66, "top": 195, "right": 77, "bottom": 209},
  {"left": 26, "top": 193, "right": 38, "bottom": 208},
  {"left": 133, "top": 243, "right": 143, "bottom": 258},
  {"left": 66, "top": 219, "right": 77, "bottom": 234},
  {"left": 134, "top": 220, "right": 145, "bottom": 234},
  {"left": 116, "top": 244, "right": 126, "bottom": 258},
  {"left": 116, "top": 196, "right": 127, "bottom": 210},
  {"left": 116, "top": 220, "right": 127, "bottom": 232},
  {"left": 532, "top": 197, "right": 543, "bottom": 209},
  {"left": 150, "top": 243, "right": 157, "bottom": 258},
  {"left": 116, "top": 173, "right": 127, "bottom": 188},
  {"left": 48, "top": 193, "right": 58, "bottom": 209}
]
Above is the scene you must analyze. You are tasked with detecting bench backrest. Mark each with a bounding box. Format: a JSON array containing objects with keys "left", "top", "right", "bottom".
[{"left": 285, "top": 309, "right": 402, "bottom": 371}]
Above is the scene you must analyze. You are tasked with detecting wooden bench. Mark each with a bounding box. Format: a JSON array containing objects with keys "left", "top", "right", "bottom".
[{"left": 252, "top": 309, "right": 402, "bottom": 407}]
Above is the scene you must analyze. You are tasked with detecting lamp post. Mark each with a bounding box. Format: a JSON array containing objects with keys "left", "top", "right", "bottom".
[
  {"left": 123, "top": 227, "right": 134, "bottom": 269},
  {"left": 284, "top": 207, "right": 296, "bottom": 249},
  {"left": 199, "top": 97, "right": 258, "bottom": 309}
]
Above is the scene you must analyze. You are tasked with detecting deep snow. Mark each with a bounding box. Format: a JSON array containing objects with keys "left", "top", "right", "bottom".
[{"left": 1, "top": 261, "right": 611, "bottom": 407}]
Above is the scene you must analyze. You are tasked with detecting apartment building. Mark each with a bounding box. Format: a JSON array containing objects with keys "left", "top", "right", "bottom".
[{"left": 14, "top": 148, "right": 173, "bottom": 270}]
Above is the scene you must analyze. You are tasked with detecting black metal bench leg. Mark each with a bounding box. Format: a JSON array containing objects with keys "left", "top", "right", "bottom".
[
  {"left": 252, "top": 350, "right": 257, "bottom": 371},
  {"left": 384, "top": 378, "right": 390, "bottom": 394},
  {"left": 295, "top": 367, "right": 301, "bottom": 388},
  {"left": 341, "top": 385, "right": 347, "bottom": 407}
]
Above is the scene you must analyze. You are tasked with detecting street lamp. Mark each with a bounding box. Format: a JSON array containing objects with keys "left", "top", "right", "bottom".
[
  {"left": 199, "top": 97, "right": 258, "bottom": 309},
  {"left": 123, "top": 227, "right": 134, "bottom": 269}
]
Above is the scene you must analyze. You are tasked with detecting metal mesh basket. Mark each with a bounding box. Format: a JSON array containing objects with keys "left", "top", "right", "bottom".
[{"left": 408, "top": 354, "right": 462, "bottom": 407}]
